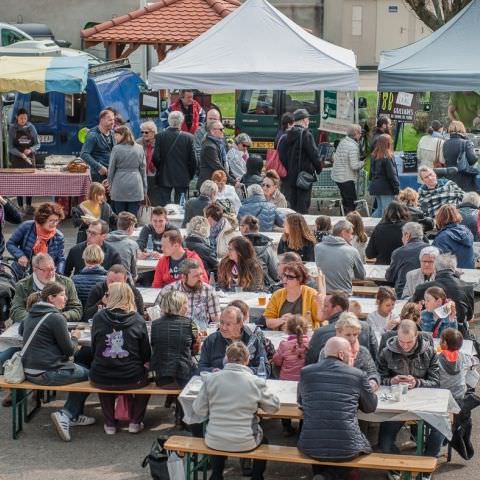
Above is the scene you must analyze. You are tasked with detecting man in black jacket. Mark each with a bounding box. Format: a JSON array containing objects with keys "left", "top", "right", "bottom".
[
  {"left": 182, "top": 180, "right": 218, "bottom": 228},
  {"left": 386, "top": 222, "right": 429, "bottom": 297},
  {"left": 412, "top": 253, "right": 474, "bottom": 333},
  {"left": 83, "top": 264, "right": 144, "bottom": 321},
  {"left": 64, "top": 220, "right": 121, "bottom": 276},
  {"left": 280, "top": 109, "right": 322, "bottom": 214},
  {"left": 197, "top": 120, "right": 236, "bottom": 189},
  {"left": 306, "top": 292, "right": 378, "bottom": 363},
  {"left": 298, "top": 336, "right": 377, "bottom": 479},
  {"left": 153, "top": 110, "right": 196, "bottom": 206}
]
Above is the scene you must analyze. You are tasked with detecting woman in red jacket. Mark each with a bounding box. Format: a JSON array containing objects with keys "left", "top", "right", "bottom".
[{"left": 152, "top": 230, "right": 208, "bottom": 288}]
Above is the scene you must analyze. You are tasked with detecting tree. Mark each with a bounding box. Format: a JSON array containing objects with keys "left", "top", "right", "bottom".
[
  {"left": 404, "top": 1, "right": 472, "bottom": 31},
  {"left": 404, "top": 1, "right": 472, "bottom": 126}
]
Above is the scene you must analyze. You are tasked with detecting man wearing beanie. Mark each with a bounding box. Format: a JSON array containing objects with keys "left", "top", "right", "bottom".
[{"left": 279, "top": 108, "right": 322, "bottom": 213}]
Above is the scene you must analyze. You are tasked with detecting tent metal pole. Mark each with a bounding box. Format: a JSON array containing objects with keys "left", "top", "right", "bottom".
[{"left": 0, "top": 95, "right": 4, "bottom": 169}]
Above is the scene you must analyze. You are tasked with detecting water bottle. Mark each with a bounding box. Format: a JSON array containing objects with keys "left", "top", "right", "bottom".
[
  {"left": 179, "top": 193, "right": 186, "bottom": 211},
  {"left": 146, "top": 234, "right": 154, "bottom": 254},
  {"left": 257, "top": 356, "right": 267, "bottom": 380},
  {"left": 209, "top": 272, "right": 216, "bottom": 288}
]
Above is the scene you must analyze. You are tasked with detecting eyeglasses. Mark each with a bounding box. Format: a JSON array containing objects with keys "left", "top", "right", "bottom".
[
  {"left": 86, "top": 230, "right": 101, "bottom": 236},
  {"left": 141, "top": 131, "right": 152, "bottom": 134},
  {"left": 36, "top": 266, "right": 55, "bottom": 273},
  {"left": 262, "top": 183, "right": 273, "bottom": 188},
  {"left": 46, "top": 219, "right": 60, "bottom": 225},
  {"left": 241, "top": 144, "right": 250, "bottom": 148},
  {"left": 282, "top": 273, "right": 297, "bottom": 280}
]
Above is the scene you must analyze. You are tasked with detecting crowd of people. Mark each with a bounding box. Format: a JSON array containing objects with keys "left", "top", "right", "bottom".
[{"left": 1, "top": 96, "right": 480, "bottom": 480}]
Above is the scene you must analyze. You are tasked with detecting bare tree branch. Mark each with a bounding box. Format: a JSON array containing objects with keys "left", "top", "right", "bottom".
[{"left": 405, "top": 0, "right": 472, "bottom": 30}]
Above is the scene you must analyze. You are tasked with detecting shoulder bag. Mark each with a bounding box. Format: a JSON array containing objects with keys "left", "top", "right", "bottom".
[
  {"left": 295, "top": 129, "right": 316, "bottom": 190},
  {"left": 3, "top": 313, "right": 51, "bottom": 384}
]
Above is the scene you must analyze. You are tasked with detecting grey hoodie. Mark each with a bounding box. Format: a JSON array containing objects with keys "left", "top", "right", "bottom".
[
  {"left": 438, "top": 351, "right": 479, "bottom": 400},
  {"left": 314, "top": 235, "right": 365, "bottom": 293},
  {"left": 105, "top": 230, "right": 139, "bottom": 279}
]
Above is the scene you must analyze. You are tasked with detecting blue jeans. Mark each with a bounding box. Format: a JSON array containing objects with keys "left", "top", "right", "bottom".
[
  {"left": 0, "top": 347, "right": 20, "bottom": 367},
  {"left": 379, "top": 421, "right": 444, "bottom": 457},
  {"left": 112, "top": 200, "right": 141, "bottom": 216},
  {"left": 26, "top": 364, "right": 89, "bottom": 420},
  {"left": 372, "top": 195, "right": 395, "bottom": 218}
]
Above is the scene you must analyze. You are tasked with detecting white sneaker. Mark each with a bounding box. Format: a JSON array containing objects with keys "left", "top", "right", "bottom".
[
  {"left": 51, "top": 411, "right": 71, "bottom": 442},
  {"left": 70, "top": 415, "right": 96, "bottom": 427},
  {"left": 128, "top": 422, "right": 144, "bottom": 434},
  {"left": 386, "top": 472, "right": 401, "bottom": 480},
  {"left": 104, "top": 425, "right": 116, "bottom": 435}
]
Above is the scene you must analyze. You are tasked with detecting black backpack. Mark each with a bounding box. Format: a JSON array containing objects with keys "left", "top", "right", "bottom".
[{"left": 141, "top": 436, "right": 170, "bottom": 480}]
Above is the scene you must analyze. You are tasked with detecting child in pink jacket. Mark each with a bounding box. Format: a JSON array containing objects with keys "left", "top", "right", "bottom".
[{"left": 272, "top": 315, "right": 309, "bottom": 436}]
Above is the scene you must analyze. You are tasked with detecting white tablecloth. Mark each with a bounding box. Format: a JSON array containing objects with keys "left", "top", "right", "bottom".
[{"left": 138, "top": 287, "right": 161, "bottom": 307}]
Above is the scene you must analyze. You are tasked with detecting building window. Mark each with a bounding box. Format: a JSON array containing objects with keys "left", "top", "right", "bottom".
[{"left": 352, "top": 6, "right": 362, "bottom": 36}]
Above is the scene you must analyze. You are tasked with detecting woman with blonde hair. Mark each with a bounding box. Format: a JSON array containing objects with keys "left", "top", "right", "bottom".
[
  {"left": 433, "top": 204, "right": 474, "bottom": 268},
  {"left": 345, "top": 211, "right": 368, "bottom": 262},
  {"left": 277, "top": 213, "right": 316, "bottom": 262},
  {"left": 72, "top": 182, "right": 117, "bottom": 243},
  {"left": 369, "top": 133, "right": 399, "bottom": 218},
  {"left": 108, "top": 125, "right": 147, "bottom": 215},
  {"left": 397, "top": 187, "right": 434, "bottom": 231},
  {"left": 90, "top": 282, "right": 151, "bottom": 435},
  {"left": 443, "top": 120, "right": 479, "bottom": 191},
  {"left": 262, "top": 169, "right": 288, "bottom": 208}
]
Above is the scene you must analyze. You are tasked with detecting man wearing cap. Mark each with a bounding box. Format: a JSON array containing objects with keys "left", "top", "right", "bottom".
[{"left": 279, "top": 109, "right": 322, "bottom": 213}]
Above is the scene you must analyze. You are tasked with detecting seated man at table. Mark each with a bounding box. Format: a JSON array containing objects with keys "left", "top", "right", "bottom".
[
  {"left": 10, "top": 253, "right": 82, "bottom": 324},
  {"left": 402, "top": 246, "right": 439, "bottom": 299},
  {"left": 386, "top": 222, "right": 430, "bottom": 297},
  {"left": 377, "top": 320, "right": 441, "bottom": 462},
  {"left": 105, "top": 211, "right": 139, "bottom": 279},
  {"left": 418, "top": 166, "right": 464, "bottom": 218},
  {"left": 314, "top": 220, "right": 365, "bottom": 294},
  {"left": 298, "top": 336, "right": 377, "bottom": 480},
  {"left": 83, "top": 264, "right": 144, "bottom": 321},
  {"left": 412, "top": 253, "right": 474, "bottom": 335},
  {"left": 306, "top": 292, "right": 378, "bottom": 363},
  {"left": 64, "top": 220, "right": 122, "bottom": 276},
  {"left": 152, "top": 230, "right": 208, "bottom": 288},
  {"left": 193, "top": 342, "right": 280, "bottom": 480},
  {"left": 157, "top": 258, "right": 221, "bottom": 330},
  {"left": 137, "top": 206, "right": 178, "bottom": 255},
  {"left": 198, "top": 306, "right": 269, "bottom": 376}
]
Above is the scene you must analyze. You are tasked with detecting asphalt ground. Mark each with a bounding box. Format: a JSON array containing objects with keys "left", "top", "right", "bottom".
[{"left": 1, "top": 214, "right": 479, "bottom": 480}]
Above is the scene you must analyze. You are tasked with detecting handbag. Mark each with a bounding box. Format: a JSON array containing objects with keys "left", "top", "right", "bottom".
[
  {"left": 3, "top": 313, "right": 51, "bottom": 384},
  {"left": 138, "top": 196, "right": 154, "bottom": 225},
  {"left": 265, "top": 148, "right": 287, "bottom": 178},
  {"left": 294, "top": 129, "right": 316, "bottom": 190},
  {"left": 141, "top": 435, "right": 170, "bottom": 480},
  {"left": 114, "top": 394, "right": 132, "bottom": 421}
]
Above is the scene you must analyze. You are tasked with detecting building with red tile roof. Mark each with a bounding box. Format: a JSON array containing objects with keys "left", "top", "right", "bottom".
[{"left": 81, "top": 0, "right": 240, "bottom": 60}]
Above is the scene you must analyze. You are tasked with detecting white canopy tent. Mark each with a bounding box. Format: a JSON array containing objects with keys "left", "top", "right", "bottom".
[{"left": 148, "top": 0, "right": 358, "bottom": 91}]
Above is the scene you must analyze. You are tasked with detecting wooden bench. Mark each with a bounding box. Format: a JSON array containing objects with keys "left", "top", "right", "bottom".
[
  {"left": 0, "top": 376, "right": 181, "bottom": 439},
  {"left": 352, "top": 285, "right": 380, "bottom": 298},
  {"left": 164, "top": 435, "right": 437, "bottom": 480}
]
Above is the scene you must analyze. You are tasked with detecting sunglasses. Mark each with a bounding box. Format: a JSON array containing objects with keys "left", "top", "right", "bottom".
[
  {"left": 282, "top": 273, "right": 297, "bottom": 280},
  {"left": 141, "top": 131, "right": 152, "bottom": 134}
]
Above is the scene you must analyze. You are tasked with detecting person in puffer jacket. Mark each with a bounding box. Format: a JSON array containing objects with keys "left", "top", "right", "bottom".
[
  {"left": 237, "top": 184, "right": 284, "bottom": 232},
  {"left": 298, "top": 336, "right": 377, "bottom": 479},
  {"left": 240, "top": 215, "right": 279, "bottom": 286},
  {"left": 432, "top": 204, "right": 474, "bottom": 269},
  {"left": 72, "top": 244, "right": 107, "bottom": 306}
]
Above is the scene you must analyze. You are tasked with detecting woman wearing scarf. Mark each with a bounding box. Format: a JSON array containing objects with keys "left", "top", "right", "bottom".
[
  {"left": 6, "top": 202, "right": 65, "bottom": 279},
  {"left": 197, "top": 120, "right": 237, "bottom": 190},
  {"left": 0, "top": 196, "right": 22, "bottom": 259},
  {"left": 136, "top": 121, "right": 162, "bottom": 206}
]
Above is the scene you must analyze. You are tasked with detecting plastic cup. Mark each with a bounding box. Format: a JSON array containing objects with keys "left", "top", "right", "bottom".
[
  {"left": 399, "top": 383, "right": 409, "bottom": 400},
  {"left": 390, "top": 384, "right": 401, "bottom": 401},
  {"left": 258, "top": 294, "right": 267, "bottom": 306}
]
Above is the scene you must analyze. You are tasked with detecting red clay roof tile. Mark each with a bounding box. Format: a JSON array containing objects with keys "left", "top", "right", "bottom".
[{"left": 81, "top": 0, "right": 240, "bottom": 44}]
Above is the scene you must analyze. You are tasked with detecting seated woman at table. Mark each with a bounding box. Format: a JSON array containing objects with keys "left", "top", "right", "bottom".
[
  {"left": 185, "top": 216, "right": 218, "bottom": 277},
  {"left": 314, "top": 215, "right": 331, "bottom": 243},
  {"left": 264, "top": 261, "right": 320, "bottom": 330},
  {"left": 346, "top": 210, "right": 368, "bottom": 263},
  {"left": 90, "top": 282, "right": 151, "bottom": 435},
  {"left": 7, "top": 202, "right": 65, "bottom": 279},
  {"left": 205, "top": 203, "right": 241, "bottom": 259},
  {"left": 22, "top": 281, "right": 94, "bottom": 442},
  {"left": 193, "top": 342, "right": 280, "bottom": 480},
  {"left": 277, "top": 213, "right": 315, "bottom": 262},
  {"left": 366, "top": 286, "right": 400, "bottom": 338},
  {"left": 72, "top": 244, "right": 107, "bottom": 307},
  {"left": 212, "top": 169, "right": 241, "bottom": 214},
  {"left": 198, "top": 305, "right": 269, "bottom": 376},
  {"left": 240, "top": 215, "right": 279, "bottom": 286},
  {"left": 366, "top": 200, "right": 409, "bottom": 265},
  {"left": 421, "top": 287, "right": 458, "bottom": 338},
  {"left": 71, "top": 182, "right": 117, "bottom": 243},
  {"left": 262, "top": 169, "right": 288, "bottom": 208},
  {"left": 433, "top": 204, "right": 474, "bottom": 269},
  {"left": 397, "top": 187, "right": 434, "bottom": 232},
  {"left": 151, "top": 290, "right": 197, "bottom": 425},
  {"left": 217, "top": 236, "right": 265, "bottom": 292}
]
